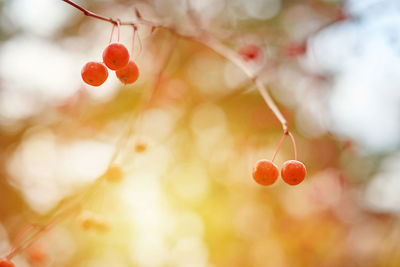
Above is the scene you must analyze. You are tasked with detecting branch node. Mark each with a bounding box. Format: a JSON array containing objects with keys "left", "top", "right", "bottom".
[{"left": 135, "top": 8, "right": 142, "bottom": 19}]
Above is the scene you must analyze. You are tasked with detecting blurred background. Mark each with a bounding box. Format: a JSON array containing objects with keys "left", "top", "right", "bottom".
[{"left": 1, "top": 0, "right": 400, "bottom": 266}]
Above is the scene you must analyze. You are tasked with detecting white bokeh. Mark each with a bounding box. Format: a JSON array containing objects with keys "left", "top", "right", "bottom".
[{"left": 308, "top": 0, "right": 400, "bottom": 152}]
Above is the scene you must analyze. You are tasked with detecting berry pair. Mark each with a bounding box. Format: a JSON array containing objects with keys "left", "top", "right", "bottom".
[
  {"left": 81, "top": 24, "right": 139, "bottom": 87},
  {"left": 252, "top": 159, "right": 306, "bottom": 186},
  {"left": 252, "top": 132, "right": 307, "bottom": 186}
]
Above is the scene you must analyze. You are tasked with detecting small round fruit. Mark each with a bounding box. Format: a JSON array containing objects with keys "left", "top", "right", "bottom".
[
  {"left": 281, "top": 160, "right": 306, "bottom": 186},
  {"left": 26, "top": 244, "right": 46, "bottom": 264},
  {"left": 134, "top": 141, "right": 147, "bottom": 153},
  {"left": 102, "top": 43, "right": 130, "bottom": 70},
  {"left": 0, "top": 258, "right": 15, "bottom": 267},
  {"left": 252, "top": 159, "right": 279, "bottom": 186},
  {"left": 81, "top": 62, "right": 108, "bottom": 86},
  {"left": 239, "top": 44, "right": 263, "bottom": 62},
  {"left": 116, "top": 61, "right": 139, "bottom": 84}
]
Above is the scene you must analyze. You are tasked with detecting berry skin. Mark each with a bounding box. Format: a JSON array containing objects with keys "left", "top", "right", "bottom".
[
  {"left": 115, "top": 61, "right": 139, "bottom": 84},
  {"left": 81, "top": 62, "right": 108, "bottom": 86},
  {"left": 252, "top": 159, "right": 279, "bottom": 186},
  {"left": 0, "top": 258, "right": 14, "bottom": 267},
  {"left": 281, "top": 160, "right": 306, "bottom": 186},
  {"left": 102, "top": 43, "right": 130, "bottom": 70}
]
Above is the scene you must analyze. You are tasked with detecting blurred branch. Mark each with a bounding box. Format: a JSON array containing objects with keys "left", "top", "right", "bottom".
[
  {"left": 147, "top": 35, "right": 178, "bottom": 106},
  {"left": 61, "top": 0, "right": 288, "bottom": 133}
]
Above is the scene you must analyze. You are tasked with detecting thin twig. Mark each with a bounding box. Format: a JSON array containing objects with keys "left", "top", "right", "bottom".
[
  {"left": 198, "top": 35, "right": 288, "bottom": 132},
  {"left": 147, "top": 34, "right": 178, "bottom": 106},
  {"left": 271, "top": 133, "right": 287, "bottom": 162},
  {"left": 288, "top": 131, "right": 298, "bottom": 161}
]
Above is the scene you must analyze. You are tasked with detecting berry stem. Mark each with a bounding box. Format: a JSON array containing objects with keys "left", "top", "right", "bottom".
[
  {"left": 137, "top": 30, "right": 143, "bottom": 58},
  {"left": 6, "top": 224, "right": 39, "bottom": 259},
  {"left": 271, "top": 132, "right": 287, "bottom": 162},
  {"left": 117, "top": 20, "right": 120, "bottom": 42},
  {"left": 131, "top": 26, "right": 136, "bottom": 60},
  {"left": 6, "top": 224, "right": 47, "bottom": 260},
  {"left": 288, "top": 131, "right": 298, "bottom": 161},
  {"left": 109, "top": 23, "right": 115, "bottom": 44}
]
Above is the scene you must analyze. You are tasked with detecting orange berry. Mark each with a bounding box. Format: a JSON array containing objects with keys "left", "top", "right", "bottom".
[
  {"left": 252, "top": 159, "right": 279, "bottom": 186},
  {"left": 134, "top": 141, "right": 147, "bottom": 153},
  {"left": 115, "top": 61, "right": 139, "bottom": 84},
  {"left": 103, "top": 165, "right": 123, "bottom": 183},
  {"left": 81, "top": 62, "right": 108, "bottom": 86},
  {"left": 102, "top": 43, "right": 130, "bottom": 70},
  {"left": 26, "top": 244, "right": 46, "bottom": 264},
  {"left": 281, "top": 160, "right": 306, "bottom": 185},
  {"left": 0, "top": 258, "right": 14, "bottom": 267}
]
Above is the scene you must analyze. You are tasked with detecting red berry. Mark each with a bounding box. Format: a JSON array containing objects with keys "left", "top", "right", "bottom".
[
  {"left": 0, "top": 258, "right": 14, "bottom": 267},
  {"left": 283, "top": 42, "right": 307, "bottom": 58},
  {"left": 281, "top": 160, "right": 306, "bottom": 186},
  {"left": 239, "top": 44, "right": 263, "bottom": 62},
  {"left": 115, "top": 61, "right": 139, "bottom": 84},
  {"left": 102, "top": 43, "right": 130, "bottom": 70},
  {"left": 81, "top": 62, "right": 108, "bottom": 86},
  {"left": 252, "top": 159, "right": 279, "bottom": 186}
]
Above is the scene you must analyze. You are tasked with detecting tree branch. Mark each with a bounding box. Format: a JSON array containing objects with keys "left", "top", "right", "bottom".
[{"left": 61, "top": 0, "right": 288, "bottom": 132}]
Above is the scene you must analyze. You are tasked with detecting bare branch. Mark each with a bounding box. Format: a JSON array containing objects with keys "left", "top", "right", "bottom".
[{"left": 198, "top": 35, "right": 288, "bottom": 132}]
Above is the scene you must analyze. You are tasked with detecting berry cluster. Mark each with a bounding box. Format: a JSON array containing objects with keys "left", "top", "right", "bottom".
[
  {"left": 252, "top": 132, "right": 307, "bottom": 186},
  {"left": 81, "top": 24, "right": 139, "bottom": 87}
]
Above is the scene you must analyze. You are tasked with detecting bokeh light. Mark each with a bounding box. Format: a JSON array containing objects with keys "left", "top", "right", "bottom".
[{"left": 1, "top": 0, "right": 400, "bottom": 266}]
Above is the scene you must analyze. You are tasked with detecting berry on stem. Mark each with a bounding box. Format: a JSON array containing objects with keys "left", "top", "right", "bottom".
[
  {"left": 0, "top": 258, "right": 14, "bottom": 267},
  {"left": 116, "top": 61, "right": 139, "bottom": 84},
  {"left": 102, "top": 43, "right": 130, "bottom": 70},
  {"left": 252, "top": 159, "right": 279, "bottom": 186},
  {"left": 81, "top": 62, "right": 108, "bottom": 86},
  {"left": 281, "top": 160, "right": 306, "bottom": 185}
]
